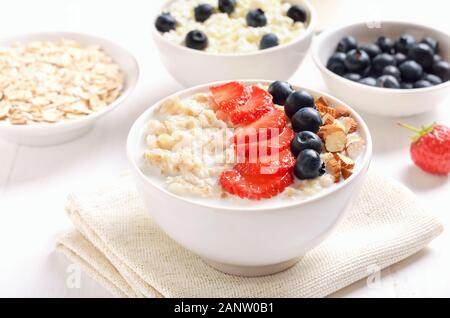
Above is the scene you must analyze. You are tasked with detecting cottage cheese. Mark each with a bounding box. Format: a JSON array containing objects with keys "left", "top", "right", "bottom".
[{"left": 162, "top": 0, "right": 306, "bottom": 54}]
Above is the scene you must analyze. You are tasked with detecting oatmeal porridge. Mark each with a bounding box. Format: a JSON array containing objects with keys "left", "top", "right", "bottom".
[
  {"left": 155, "top": 0, "right": 308, "bottom": 54},
  {"left": 141, "top": 81, "right": 366, "bottom": 204}
]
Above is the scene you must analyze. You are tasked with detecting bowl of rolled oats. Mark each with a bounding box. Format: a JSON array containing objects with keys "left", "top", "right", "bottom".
[
  {"left": 152, "top": 0, "right": 317, "bottom": 86},
  {"left": 0, "top": 32, "right": 139, "bottom": 146}
]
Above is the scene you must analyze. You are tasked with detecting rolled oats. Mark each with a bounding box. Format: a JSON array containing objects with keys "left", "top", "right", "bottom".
[{"left": 0, "top": 39, "right": 124, "bottom": 125}]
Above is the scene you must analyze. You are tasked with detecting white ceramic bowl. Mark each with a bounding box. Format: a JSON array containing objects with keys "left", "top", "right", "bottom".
[
  {"left": 312, "top": 21, "right": 450, "bottom": 117},
  {"left": 151, "top": 0, "right": 317, "bottom": 87},
  {"left": 127, "top": 80, "right": 372, "bottom": 277},
  {"left": 0, "top": 32, "right": 139, "bottom": 146}
]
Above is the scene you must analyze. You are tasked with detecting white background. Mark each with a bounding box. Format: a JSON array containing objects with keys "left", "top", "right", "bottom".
[{"left": 0, "top": 0, "right": 449, "bottom": 297}]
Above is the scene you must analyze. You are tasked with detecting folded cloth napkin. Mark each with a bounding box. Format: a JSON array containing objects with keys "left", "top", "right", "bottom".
[{"left": 57, "top": 171, "right": 443, "bottom": 298}]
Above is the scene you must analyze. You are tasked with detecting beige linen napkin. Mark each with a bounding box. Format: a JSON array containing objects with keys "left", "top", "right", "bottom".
[{"left": 57, "top": 172, "right": 443, "bottom": 298}]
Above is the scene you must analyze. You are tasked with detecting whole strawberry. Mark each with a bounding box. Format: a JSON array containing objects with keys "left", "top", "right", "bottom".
[{"left": 399, "top": 123, "right": 450, "bottom": 175}]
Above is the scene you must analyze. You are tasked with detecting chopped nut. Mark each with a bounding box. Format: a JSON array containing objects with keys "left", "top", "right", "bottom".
[
  {"left": 325, "top": 157, "right": 341, "bottom": 183},
  {"left": 341, "top": 167, "right": 353, "bottom": 180},
  {"left": 346, "top": 135, "right": 365, "bottom": 159},
  {"left": 319, "top": 126, "right": 347, "bottom": 153},
  {"left": 322, "top": 113, "right": 335, "bottom": 125},
  {"left": 335, "top": 105, "right": 351, "bottom": 118},
  {"left": 333, "top": 153, "right": 355, "bottom": 169},
  {"left": 340, "top": 116, "right": 358, "bottom": 134}
]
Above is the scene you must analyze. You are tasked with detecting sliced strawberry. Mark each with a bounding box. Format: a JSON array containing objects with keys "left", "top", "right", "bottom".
[
  {"left": 220, "top": 168, "right": 293, "bottom": 200},
  {"left": 233, "top": 108, "right": 287, "bottom": 144},
  {"left": 210, "top": 82, "right": 250, "bottom": 112},
  {"left": 229, "top": 86, "right": 274, "bottom": 125},
  {"left": 240, "top": 127, "right": 294, "bottom": 157},
  {"left": 235, "top": 149, "right": 296, "bottom": 176}
]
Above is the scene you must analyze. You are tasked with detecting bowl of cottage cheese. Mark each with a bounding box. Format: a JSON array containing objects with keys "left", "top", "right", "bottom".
[
  {"left": 127, "top": 80, "right": 372, "bottom": 276},
  {"left": 151, "top": 0, "right": 317, "bottom": 86}
]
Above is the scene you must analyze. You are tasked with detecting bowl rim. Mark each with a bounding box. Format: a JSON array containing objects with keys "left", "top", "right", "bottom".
[
  {"left": 311, "top": 20, "right": 450, "bottom": 93},
  {"left": 126, "top": 79, "right": 373, "bottom": 213},
  {"left": 151, "top": 0, "right": 317, "bottom": 57},
  {"left": 0, "top": 31, "right": 140, "bottom": 131}
]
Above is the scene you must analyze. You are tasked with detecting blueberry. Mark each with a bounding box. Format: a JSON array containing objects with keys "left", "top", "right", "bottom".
[
  {"left": 421, "top": 37, "right": 439, "bottom": 54},
  {"left": 399, "top": 60, "right": 423, "bottom": 82},
  {"left": 294, "top": 149, "right": 323, "bottom": 180},
  {"left": 423, "top": 73, "right": 442, "bottom": 85},
  {"left": 285, "top": 91, "right": 315, "bottom": 118},
  {"left": 268, "top": 81, "right": 293, "bottom": 105},
  {"left": 394, "top": 52, "right": 407, "bottom": 65},
  {"left": 408, "top": 43, "right": 434, "bottom": 71},
  {"left": 291, "top": 131, "right": 323, "bottom": 157},
  {"left": 372, "top": 53, "right": 396, "bottom": 75},
  {"left": 185, "top": 30, "right": 208, "bottom": 50},
  {"left": 434, "top": 54, "right": 442, "bottom": 63},
  {"left": 155, "top": 13, "right": 177, "bottom": 33},
  {"left": 337, "top": 36, "right": 357, "bottom": 53},
  {"left": 246, "top": 8, "right": 267, "bottom": 27},
  {"left": 395, "top": 34, "right": 416, "bottom": 54},
  {"left": 343, "top": 73, "right": 361, "bottom": 82},
  {"left": 382, "top": 65, "right": 401, "bottom": 81},
  {"left": 376, "top": 75, "right": 400, "bottom": 89},
  {"left": 344, "top": 49, "right": 370, "bottom": 73},
  {"left": 359, "top": 43, "right": 381, "bottom": 58},
  {"left": 287, "top": 5, "right": 307, "bottom": 23},
  {"left": 400, "top": 82, "right": 414, "bottom": 89},
  {"left": 432, "top": 61, "right": 450, "bottom": 82},
  {"left": 218, "top": 0, "right": 236, "bottom": 14},
  {"left": 259, "top": 33, "right": 279, "bottom": 50},
  {"left": 194, "top": 4, "right": 214, "bottom": 22},
  {"left": 359, "top": 77, "right": 377, "bottom": 86},
  {"left": 291, "top": 108, "right": 322, "bottom": 133},
  {"left": 326, "top": 52, "right": 347, "bottom": 76},
  {"left": 377, "top": 36, "right": 395, "bottom": 53},
  {"left": 414, "top": 80, "right": 433, "bottom": 88}
]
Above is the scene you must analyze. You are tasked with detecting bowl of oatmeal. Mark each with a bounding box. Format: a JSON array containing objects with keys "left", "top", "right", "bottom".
[
  {"left": 0, "top": 32, "right": 139, "bottom": 146},
  {"left": 152, "top": 0, "right": 317, "bottom": 86},
  {"left": 127, "top": 80, "right": 372, "bottom": 276}
]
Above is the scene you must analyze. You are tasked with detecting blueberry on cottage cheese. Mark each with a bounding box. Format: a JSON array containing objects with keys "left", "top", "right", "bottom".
[
  {"left": 155, "top": 13, "right": 177, "bottom": 33},
  {"left": 246, "top": 9, "right": 267, "bottom": 27},
  {"left": 194, "top": 4, "right": 214, "bottom": 22},
  {"left": 260, "top": 33, "right": 279, "bottom": 49},
  {"left": 218, "top": 0, "right": 236, "bottom": 14},
  {"left": 287, "top": 5, "right": 307, "bottom": 23},
  {"left": 284, "top": 90, "right": 315, "bottom": 118},
  {"left": 268, "top": 81, "right": 293, "bottom": 105},
  {"left": 185, "top": 30, "right": 208, "bottom": 50}
]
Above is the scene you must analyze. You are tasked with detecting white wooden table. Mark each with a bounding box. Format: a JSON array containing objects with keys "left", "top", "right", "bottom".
[{"left": 0, "top": 0, "right": 449, "bottom": 298}]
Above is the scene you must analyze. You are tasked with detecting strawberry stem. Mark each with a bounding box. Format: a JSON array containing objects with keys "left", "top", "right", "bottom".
[{"left": 398, "top": 122, "right": 436, "bottom": 143}]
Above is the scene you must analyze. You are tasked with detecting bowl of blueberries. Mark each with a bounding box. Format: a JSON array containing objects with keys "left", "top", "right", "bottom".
[
  {"left": 312, "top": 21, "right": 450, "bottom": 117},
  {"left": 152, "top": 0, "right": 317, "bottom": 87}
]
